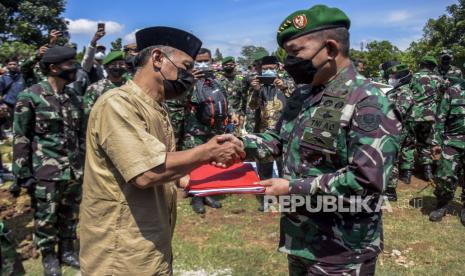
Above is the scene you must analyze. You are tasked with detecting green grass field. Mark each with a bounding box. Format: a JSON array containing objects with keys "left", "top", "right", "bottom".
[{"left": 7, "top": 178, "right": 463, "bottom": 276}]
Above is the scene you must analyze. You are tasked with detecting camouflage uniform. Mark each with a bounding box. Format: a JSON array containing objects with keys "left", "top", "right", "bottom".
[
  {"left": 437, "top": 65, "right": 463, "bottom": 82},
  {"left": 0, "top": 220, "right": 25, "bottom": 275},
  {"left": 12, "top": 80, "right": 84, "bottom": 254},
  {"left": 217, "top": 73, "right": 248, "bottom": 116},
  {"left": 165, "top": 99, "right": 187, "bottom": 149},
  {"left": 248, "top": 76, "right": 293, "bottom": 180},
  {"left": 434, "top": 80, "right": 465, "bottom": 204},
  {"left": 242, "top": 64, "right": 401, "bottom": 267},
  {"left": 83, "top": 78, "right": 125, "bottom": 127},
  {"left": 181, "top": 78, "right": 228, "bottom": 149},
  {"left": 405, "top": 68, "right": 442, "bottom": 168},
  {"left": 386, "top": 85, "right": 415, "bottom": 189}
]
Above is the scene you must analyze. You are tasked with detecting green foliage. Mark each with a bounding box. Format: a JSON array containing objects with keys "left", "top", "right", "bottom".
[
  {"left": 214, "top": 48, "right": 223, "bottom": 62},
  {"left": 110, "top": 38, "right": 123, "bottom": 51},
  {"left": 0, "top": 41, "right": 36, "bottom": 63},
  {"left": 0, "top": 0, "right": 68, "bottom": 46},
  {"left": 273, "top": 47, "right": 288, "bottom": 63},
  {"left": 349, "top": 41, "right": 401, "bottom": 77},
  {"left": 237, "top": 45, "right": 269, "bottom": 67}
]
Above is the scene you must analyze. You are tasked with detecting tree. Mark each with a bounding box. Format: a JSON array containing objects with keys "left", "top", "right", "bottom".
[
  {"left": 0, "top": 41, "right": 36, "bottom": 63},
  {"left": 236, "top": 45, "right": 268, "bottom": 67},
  {"left": 111, "top": 38, "right": 123, "bottom": 51},
  {"left": 404, "top": 0, "right": 465, "bottom": 71},
  {"left": 273, "top": 47, "right": 287, "bottom": 63},
  {"left": 0, "top": 0, "right": 68, "bottom": 46},
  {"left": 214, "top": 48, "right": 223, "bottom": 62}
]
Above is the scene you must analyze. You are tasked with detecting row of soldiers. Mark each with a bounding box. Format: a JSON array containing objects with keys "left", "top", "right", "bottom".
[
  {"left": 376, "top": 51, "right": 465, "bottom": 227},
  {"left": 0, "top": 21, "right": 465, "bottom": 275}
]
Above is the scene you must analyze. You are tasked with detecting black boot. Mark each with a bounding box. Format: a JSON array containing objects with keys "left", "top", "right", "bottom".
[
  {"left": 256, "top": 195, "right": 265, "bottom": 212},
  {"left": 42, "top": 252, "right": 61, "bottom": 276},
  {"left": 204, "top": 196, "right": 222, "bottom": 209},
  {"left": 424, "top": 165, "right": 433, "bottom": 181},
  {"left": 429, "top": 201, "right": 448, "bottom": 222},
  {"left": 385, "top": 187, "right": 398, "bottom": 202},
  {"left": 191, "top": 196, "right": 205, "bottom": 214},
  {"left": 59, "top": 239, "right": 80, "bottom": 268},
  {"left": 399, "top": 170, "right": 412, "bottom": 184}
]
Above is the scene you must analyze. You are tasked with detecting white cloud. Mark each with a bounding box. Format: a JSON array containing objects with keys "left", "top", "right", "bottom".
[
  {"left": 387, "top": 10, "right": 412, "bottom": 23},
  {"left": 66, "top": 18, "right": 124, "bottom": 35},
  {"left": 123, "top": 29, "right": 140, "bottom": 44}
]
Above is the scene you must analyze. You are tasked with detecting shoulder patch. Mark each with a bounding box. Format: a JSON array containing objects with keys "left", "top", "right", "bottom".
[{"left": 355, "top": 113, "right": 382, "bottom": 132}]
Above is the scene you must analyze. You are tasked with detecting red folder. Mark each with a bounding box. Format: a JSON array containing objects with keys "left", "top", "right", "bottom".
[{"left": 185, "top": 163, "right": 264, "bottom": 196}]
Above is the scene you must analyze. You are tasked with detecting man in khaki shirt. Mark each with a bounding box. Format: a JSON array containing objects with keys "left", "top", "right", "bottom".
[{"left": 79, "top": 26, "right": 245, "bottom": 275}]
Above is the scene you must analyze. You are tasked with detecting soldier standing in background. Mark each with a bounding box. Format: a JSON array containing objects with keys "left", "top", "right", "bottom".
[
  {"left": 13, "top": 46, "right": 83, "bottom": 275},
  {"left": 406, "top": 56, "right": 442, "bottom": 181}
]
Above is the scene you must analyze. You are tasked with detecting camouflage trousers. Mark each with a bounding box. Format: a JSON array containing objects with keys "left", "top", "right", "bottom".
[
  {"left": 434, "top": 145, "right": 465, "bottom": 204},
  {"left": 34, "top": 180, "right": 81, "bottom": 253},
  {"left": 0, "top": 220, "right": 25, "bottom": 275},
  {"left": 403, "top": 121, "right": 434, "bottom": 167},
  {"left": 181, "top": 114, "right": 225, "bottom": 150},
  {"left": 388, "top": 126, "right": 416, "bottom": 189},
  {"left": 287, "top": 254, "right": 377, "bottom": 276}
]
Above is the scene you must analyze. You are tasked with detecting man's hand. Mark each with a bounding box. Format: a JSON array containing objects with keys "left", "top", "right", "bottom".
[
  {"left": 256, "top": 178, "right": 290, "bottom": 195},
  {"left": 192, "top": 69, "right": 205, "bottom": 81},
  {"left": 37, "top": 44, "right": 49, "bottom": 59},
  {"left": 251, "top": 77, "right": 261, "bottom": 91},
  {"left": 49, "top": 29, "right": 62, "bottom": 46},
  {"left": 91, "top": 27, "right": 106, "bottom": 46},
  {"left": 216, "top": 134, "right": 244, "bottom": 149},
  {"left": 273, "top": 78, "right": 286, "bottom": 90},
  {"left": 203, "top": 135, "right": 245, "bottom": 168}
]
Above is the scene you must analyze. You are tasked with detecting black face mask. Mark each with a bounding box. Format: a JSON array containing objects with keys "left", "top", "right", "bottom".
[
  {"left": 158, "top": 56, "right": 194, "bottom": 99},
  {"left": 108, "top": 67, "right": 127, "bottom": 78},
  {"left": 284, "top": 44, "right": 327, "bottom": 84},
  {"left": 223, "top": 67, "right": 234, "bottom": 74},
  {"left": 57, "top": 64, "right": 78, "bottom": 83}
]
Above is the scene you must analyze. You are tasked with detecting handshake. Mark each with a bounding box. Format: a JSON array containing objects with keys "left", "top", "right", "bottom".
[{"left": 201, "top": 134, "right": 246, "bottom": 168}]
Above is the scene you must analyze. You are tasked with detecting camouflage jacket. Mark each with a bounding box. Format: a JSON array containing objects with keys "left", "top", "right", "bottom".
[
  {"left": 249, "top": 77, "right": 294, "bottom": 133},
  {"left": 435, "top": 80, "right": 465, "bottom": 149},
  {"left": 387, "top": 84, "right": 414, "bottom": 122},
  {"left": 83, "top": 78, "right": 124, "bottom": 125},
  {"left": 242, "top": 64, "right": 401, "bottom": 264},
  {"left": 13, "top": 81, "right": 84, "bottom": 181},
  {"left": 409, "top": 69, "right": 441, "bottom": 122},
  {"left": 436, "top": 65, "right": 463, "bottom": 81},
  {"left": 217, "top": 73, "right": 248, "bottom": 115}
]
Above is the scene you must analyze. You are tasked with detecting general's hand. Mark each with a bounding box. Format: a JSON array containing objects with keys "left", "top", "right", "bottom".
[
  {"left": 179, "top": 175, "right": 190, "bottom": 188},
  {"left": 216, "top": 134, "right": 244, "bottom": 149},
  {"left": 256, "top": 178, "right": 290, "bottom": 195}
]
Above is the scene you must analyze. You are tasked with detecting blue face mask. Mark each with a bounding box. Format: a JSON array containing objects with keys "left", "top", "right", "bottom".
[{"left": 262, "top": 69, "right": 277, "bottom": 77}]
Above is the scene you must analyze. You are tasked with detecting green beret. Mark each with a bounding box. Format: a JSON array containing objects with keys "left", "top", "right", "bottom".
[
  {"left": 277, "top": 5, "right": 351, "bottom": 47},
  {"left": 222, "top": 56, "right": 235, "bottom": 65},
  {"left": 253, "top": 50, "right": 269, "bottom": 62},
  {"left": 420, "top": 56, "right": 438, "bottom": 67},
  {"left": 103, "top": 51, "right": 124, "bottom": 65},
  {"left": 385, "top": 64, "right": 409, "bottom": 76}
]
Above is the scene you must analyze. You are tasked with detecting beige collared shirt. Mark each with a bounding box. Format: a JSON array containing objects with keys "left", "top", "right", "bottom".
[{"left": 79, "top": 80, "right": 177, "bottom": 275}]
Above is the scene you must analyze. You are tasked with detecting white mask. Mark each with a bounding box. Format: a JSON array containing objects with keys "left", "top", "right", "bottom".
[
  {"left": 95, "top": 52, "right": 106, "bottom": 61},
  {"left": 388, "top": 78, "right": 399, "bottom": 87}
]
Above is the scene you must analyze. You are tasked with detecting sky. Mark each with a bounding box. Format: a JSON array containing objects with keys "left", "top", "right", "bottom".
[{"left": 63, "top": 0, "right": 458, "bottom": 57}]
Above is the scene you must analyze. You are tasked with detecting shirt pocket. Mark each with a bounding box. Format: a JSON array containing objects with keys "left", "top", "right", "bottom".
[
  {"left": 450, "top": 98, "right": 465, "bottom": 116},
  {"left": 35, "top": 106, "right": 61, "bottom": 134}
]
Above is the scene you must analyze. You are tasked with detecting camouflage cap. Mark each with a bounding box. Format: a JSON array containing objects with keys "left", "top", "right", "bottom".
[
  {"left": 103, "top": 51, "right": 124, "bottom": 65},
  {"left": 420, "top": 56, "right": 438, "bottom": 67},
  {"left": 385, "top": 63, "right": 409, "bottom": 76},
  {"left": 277, "top": 5, "right": 350, "bottom": 47},
  {"left": 222, "top": 56, "right": 235, "bottom": 65}
]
